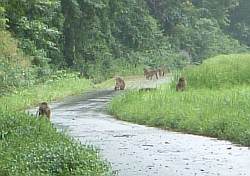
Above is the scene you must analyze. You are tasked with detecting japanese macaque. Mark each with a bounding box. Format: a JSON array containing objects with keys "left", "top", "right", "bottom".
[
  {"left": 157, "top": 66, "right": 170, "bottom": 77},
  {"left": 36, "top": 102, "right": 51, "bottom": 120},
  {"left": 157, "top": 68, "right": 164, "bottom": 77},
  {"left": 143, "top": 68, "right": 149, "bottom": 77},
  {"left": 114, "top": 77, "right": 125, "bottom": 90},
  {"left": 176, "top": 77, "right": 187, "bottom": 92},
  {"left": 143, "top": 68, "right": 158, "bottom": 80}
]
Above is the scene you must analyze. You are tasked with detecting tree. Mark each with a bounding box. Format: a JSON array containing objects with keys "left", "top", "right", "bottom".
[
  {"left": 3, "top": 0, "right": 64, "bottom": 67},
  {"left": 192, "top": 0, "right": 239, "bottom": 27},
  {"left": 229, "top": 0, "right": 250, "bottom": 46}
]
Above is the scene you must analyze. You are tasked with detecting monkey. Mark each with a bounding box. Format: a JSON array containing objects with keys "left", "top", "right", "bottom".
[
  {"left": 114, "top": 77, "right": 125, "bottom": 90},
  {"left": 143, "top": 68, "right": 148, "bottom": 77},
  {"left": 143, "top": 68, "right": 158, "bottom": 80},
  {"left": 176, "top": 77, "right": 187, "bottom": 92},
  {"left": 157, "top": 68, "right": 164, "bottom": 77},
  {"left": 36, "top": 102, "right": 51, "bottom": 120},
  {"left": 148, "top": 69, "right": 158, "bottom": 80},
  {"left": 157, "top": 66, "right": 170, "bottom": 77},
  {"left": 138, "top": 87, "right": 157, "bottom": 92}
]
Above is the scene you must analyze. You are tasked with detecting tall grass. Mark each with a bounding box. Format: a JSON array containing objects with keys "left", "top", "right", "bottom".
[
  {"left": 0, "top": 75, "right": 112, "bottom": 175},
  {"left": 0, "top": 75, "right": 93, "bottom": 112},
  {"left": 109, "top": 54, "right": 250, "bottom": 146},
  {"left": 183, "top": 54, "right": 250, "bottom": 89}
]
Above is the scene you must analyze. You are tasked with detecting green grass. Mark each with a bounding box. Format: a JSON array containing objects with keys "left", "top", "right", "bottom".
[
  {"left": 94, "top": 78, "right": 115, "bottom": 90},
  {"left": 109, "top": 53, "right": 250, "bottom": 146},
  {"left": 182, "top": 54, "right": 250, "bottom": 89},
  {"left": 0, "top": 75, "right": 93, "bottom": 112},
  {"left": 0, "top": 74, "right": 112, "bottom": 175}
]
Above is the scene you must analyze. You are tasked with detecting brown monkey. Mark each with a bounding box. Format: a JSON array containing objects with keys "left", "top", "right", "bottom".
[
  {"left": 114, "top": 77, "right": 125, "bottom": 90},
  {"left": 157, "top": 68, "right": 164, "bottom": 77},
  {"left": 37, "top": 102, "right": 51, "bottom": 120},
  {"left": 176, "top": 77, "right": 187, "bottom": 92},
  {"left": 143, "top": 68, "right": 148, "bottom": 77},
  {"left": 158, "top": 66, "right": 170, "bottom": 77},
  {"left": 143, "top": 68, "right": 152, "bottom": 78},
  {"left": 144, "top": 68, "right": 158, "bottom": 80},
  {"left": 148, "top": 69, "right": 159, "bottom": 80}
]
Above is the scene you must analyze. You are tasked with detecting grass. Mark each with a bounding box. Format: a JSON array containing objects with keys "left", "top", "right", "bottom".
[
  {"left": 109, "top": 53, "right": 250, "bottom": 146},
  {"left": 0, "top": 75, "right": 93, "bottom": 112},
  {"left": 182, "top": 54, "right": 250, "bottom": 89},
  {"left": 94, "top": 78, "right": 115, "bottom": 90},
  {"left": 0, "top": 74, "right": 112, "bottom": 176}
]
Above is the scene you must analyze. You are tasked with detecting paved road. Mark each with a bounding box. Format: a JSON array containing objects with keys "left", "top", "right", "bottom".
[{"left": 30, "top": 77, "right": 250, "bottom": 176}]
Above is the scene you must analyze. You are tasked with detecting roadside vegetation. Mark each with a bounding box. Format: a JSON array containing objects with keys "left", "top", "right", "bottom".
[
  {"left": 0, "top": 112, "right": 111, "bottom": 176},
  {"left": 109, "top": 54, "right": 250, "bottom": 146},
  {"left": 0, "top": 73, "right": 93, "bottom": 112},
  {"left": 0, "top": 75, "right": 113, "bottom": 175}
]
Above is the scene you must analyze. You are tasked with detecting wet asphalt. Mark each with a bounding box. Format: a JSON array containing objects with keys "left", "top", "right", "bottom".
[{"left": 30, "top": 77, "right": 250, "bottom": 176}]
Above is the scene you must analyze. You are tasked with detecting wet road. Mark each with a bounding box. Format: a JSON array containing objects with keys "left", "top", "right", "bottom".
[{"left": 30, "top": 78, "right": 250, "bottom": 176}]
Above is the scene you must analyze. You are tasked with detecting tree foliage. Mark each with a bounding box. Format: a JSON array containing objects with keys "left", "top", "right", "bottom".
[
  {"left": 0, "top": 0, "right": 249, "bottom": 85},
  {"left": 60, "top": 0, "right": 169, "bottom": 80},
  {"left": 2, "top": 0, "right": 64, "bottom": 67},
  {"left": 229, "top": 0, "right": 250, "bottom": 46}
]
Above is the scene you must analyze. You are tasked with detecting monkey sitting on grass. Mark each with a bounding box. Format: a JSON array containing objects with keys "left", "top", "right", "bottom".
[
  {"left": 36, "top": 102, "right": 51, "bottom": 120},
  {"left": 176, "top": 77, "right": 187, "bottom": 92}
]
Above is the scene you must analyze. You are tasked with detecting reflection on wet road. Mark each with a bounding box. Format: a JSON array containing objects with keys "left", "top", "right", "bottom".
[{"left": 30, "top": 78, "right": 250, "bottom": 176}]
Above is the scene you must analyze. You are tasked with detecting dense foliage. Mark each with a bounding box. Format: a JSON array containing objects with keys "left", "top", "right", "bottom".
[
  {"left": 1, "top": 0, "right": 249, "bottom": 88},
  {"left": 228, "top": 0, "right": 250, "bottom": 46},
  {"left": 3, "top": 0, "right": 64, "bottom": 67},
  {"left": 146, "top": 0, "right": 246, "bottom": 62}
]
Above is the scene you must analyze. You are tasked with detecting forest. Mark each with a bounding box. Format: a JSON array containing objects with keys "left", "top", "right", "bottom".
[
  {"left": 1, "top": 0, "right": 250, "bottom": 175},
  {"left": 1, "top": 0, "right": 249, "bottom": 93}
]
